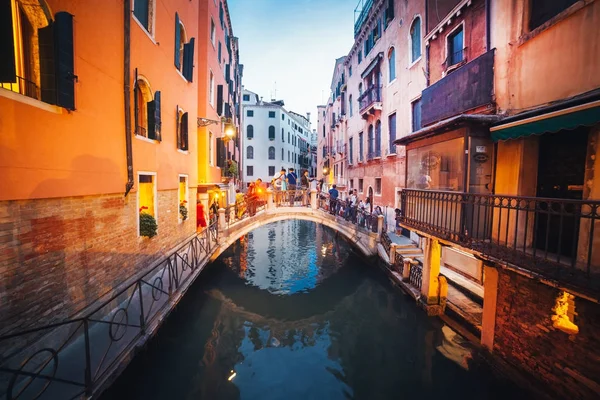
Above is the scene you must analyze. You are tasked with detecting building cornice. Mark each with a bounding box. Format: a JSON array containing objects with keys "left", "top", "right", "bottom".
[
  {"left": 345, "top": 0, "right": 386, "bottom": 65},
  {"left": 424, "top": 0, "right": 473, "bottom": 45}
]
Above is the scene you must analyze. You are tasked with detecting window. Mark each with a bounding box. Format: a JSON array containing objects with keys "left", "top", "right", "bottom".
[
  {"left": 375, "top": 178, "right": 382, "bottom": 195},
  {"left": 138, "top": 173, "right": 157, "bottom": 236},
  {"left": 247, "top": 109, "right": 254, "bottom": 117},
  {"left": 358, "top": 50, "right": 363, "bottom": 64},
  {"left": 288, "top": 151, "right": 290, "bottom": 162},
  {"left": 410, "top": 17, "right": 422, "bottom": 63},
  {"left": 375, "top": 120, "right": 381, "bottom": 157},
  {"left": 269, "top": 166, "right": 275, "bottom": 176},
  {"left": 176, "top": 109, "right": 188, "bottom": 150},
  {"left": 359, "top": 179, "right": 364, "bottom": 193},
  {"left": 448, "top": 26, "right": 464, "bottom": 66},
  {"left": 349, "top": 95, "right": 353, "bottom": 117},
  {"left": 210, "top": 18, "right": 215, "bottom": 46},
  {"left": 407, "top": 137, "right": 465, "bottom": 191},
  {"left": 174, "top": 14, "right": 195, "bottom": 81},
  {"left": 358, "top": 132, "right": 364, "bottom": 162},
  {"left": 209, "top": 131, "right": 214, "bottom": 165},
  {"left": 1, "top": 5, "right": 75, "bottom": 108},
  {"left": 247, "top": 145, "right": 254, "bottom": 159},
  {"left": 388, "top": 47, "right": 396, "bottom": 81},
  {"left": 385, "top": 0, "right": 395, "bottom": 27},
  {"left": 350, "top": 179, "right": 354, "bottom": 189},
  {"left": 530, "top": 0, "right": 578, "bottom": 31},
  {"left": 218, "top": 41, "right": 222, "bottom": 64},
  {"left": 268, "top": 146, "right": 275, "bottom": 159},
  {"left": 349, "top": 137, "right": 354, "bottom": 164},
  {"left": 247, "top": 165, "right": 253, "bottom": 176},
  {"left": 358, "top": 83, "right": 363, "bottom": 96},
  {"left": 209, "top": 70, "right": 214, "bottom": 106},
  {"left": 282, "top": 114, "right": 285, "bottom": 120},
  {"left": 288, "top": 132, "right": 290, "bottom": 143},
  {"left": 247, "top": 125, "right": 254, "bottom": 139},
  {"left": 388, "top": 113, "right": 396, "bottom": 154},
  {"left": 219, "top": 1, "right": 224, "bottom": 28},
  {"left": 322, "top": 125, "right": 325, "bottom": 138},
  {"left": 367, "top": 125, "right": 374, "bottom": 159},
  {"left": 243, "top": 94, "right": 250, "bottom": 101},
  {"left": 178, "top": 175, "right": 188, "bottom": 223},
  {"left": 281, "top": 148, "right": 284, "bottom": 160},
  {"left": 134, "top": 78, "right": 161, "bottom": 141},
  {"left": 349, "top": 66, "right": 352, "bottom": 77},
  {"left": 134, "top": 0, "right": 154, "bottom": 33},
  {"left": 412, "top": 99, "right": 422, "bottom": 132},
  {"left": 268, "top": 126, "right": 275, "bottom": 140},
  {"left": 269, "top": 111, "right": 276, "bottom": 118}
]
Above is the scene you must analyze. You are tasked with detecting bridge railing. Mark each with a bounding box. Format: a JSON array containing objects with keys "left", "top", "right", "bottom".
[
  {"left": 318, "top": 195, "right": 381, "bottom": 234},
  {"left": 0, "top": 222, "right": 219, "bottom": 400},
  {"left": 224, "top": 197, "right": 266, "bottom": 228},
  {"left": 272, "top": 189, "right": 309, "bottom": 208}
]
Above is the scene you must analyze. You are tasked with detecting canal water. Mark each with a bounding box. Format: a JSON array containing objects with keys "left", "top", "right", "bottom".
[{"left": 102, "top": 220, "right": 530, "bottom": 400}]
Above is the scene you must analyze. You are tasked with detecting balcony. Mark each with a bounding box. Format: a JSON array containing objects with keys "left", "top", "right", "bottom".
[
  {"left": 358, "top": 85, "right": 382, "bottom": 119},
  {"left": 421, "top": 49, "right": 494, "bottom": 127},
  {"left": 399, "top": 189, "right": 600, "bottom": 296}
]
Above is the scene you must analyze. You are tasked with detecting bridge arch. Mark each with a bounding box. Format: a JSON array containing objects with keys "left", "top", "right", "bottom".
[{"left": 211, "top": 208, "right": 378, "bottom": 261}]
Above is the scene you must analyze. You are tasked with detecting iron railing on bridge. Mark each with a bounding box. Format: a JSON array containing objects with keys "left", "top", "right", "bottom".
[
  {"left": 399, "top": 189, "right": 600, "bottom": 293},
  {"left": 318, "top": 195, "right": 381, "bottom": 234},
  {"left": 0, "top": 222, "right": 219, "bottom": 400}
]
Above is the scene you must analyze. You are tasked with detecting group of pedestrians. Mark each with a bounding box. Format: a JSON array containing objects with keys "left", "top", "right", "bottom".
[{"left": 327, "top": 185, "right": 383, "bottom": 231}]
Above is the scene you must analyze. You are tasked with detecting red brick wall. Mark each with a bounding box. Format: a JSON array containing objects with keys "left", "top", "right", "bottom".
[
  {"left": 494, "top": 269, "right": 600, "bottom": 399},
  {"left": 0, "top": 189, "right": 197, "bottom": 335}
]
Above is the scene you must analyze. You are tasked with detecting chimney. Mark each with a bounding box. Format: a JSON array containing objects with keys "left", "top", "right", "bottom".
[{"left": 306, "top": 112, "right": 311, "bottom": 122}]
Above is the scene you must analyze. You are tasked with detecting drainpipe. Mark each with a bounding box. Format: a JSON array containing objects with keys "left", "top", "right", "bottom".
[
  {"left": 124, "top": 0, "right": 134, "bottom": 197},
  {"left": 485, "top": 0, "right": 491, "bottom": 51}
]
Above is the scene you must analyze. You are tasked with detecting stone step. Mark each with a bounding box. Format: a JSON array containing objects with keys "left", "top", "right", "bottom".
[{"left": 396, "top": 247, "right": 422, "bottom": 254}]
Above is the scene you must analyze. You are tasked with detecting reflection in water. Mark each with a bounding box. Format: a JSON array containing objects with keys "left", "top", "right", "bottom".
[{"left": 103, "top": 220, "right": 529, "bottom": 400}]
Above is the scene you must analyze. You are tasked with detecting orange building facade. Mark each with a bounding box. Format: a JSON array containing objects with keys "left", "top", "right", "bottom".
[{"left": 0, "top": 0, "right": 240, "bottom": 334}]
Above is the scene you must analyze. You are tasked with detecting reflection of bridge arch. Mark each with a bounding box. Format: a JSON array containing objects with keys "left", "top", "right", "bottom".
[
  {"left": 211, "top": 208, "right": 378, "bottom": 261},
  {"left": 205, "top": 262, "right": 366, "bottom": 321}
]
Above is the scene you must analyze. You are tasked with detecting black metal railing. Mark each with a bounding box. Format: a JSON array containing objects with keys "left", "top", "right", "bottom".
[
  {"left": 399, "top": 189, "right": 600, "bottom": 293},
  {"left": 446, "top": 48, "right": 465, "bottom": 68},
  {"left": 0, "top": 75, "right": 40, "bottom": 100},
  {"left": 409, "top": 262, "right": 423, "bottom": 290},
  {"left": 0, "top": 222, "right": 219, "bottom": 399},
  {"left": 358, "top": 85, "right": 382, "bottom": 112},
  {"left": 381, "top": 231, "right": 392, "bottom": 257}
]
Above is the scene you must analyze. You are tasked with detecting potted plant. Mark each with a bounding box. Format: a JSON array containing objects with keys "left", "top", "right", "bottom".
[
  {"left": 227, "top": 160, "right": 238, "bottom": 178},
  {"left": 179, "top": 200, "right": 188, "bottom": 221},
  {"left": 139, "top": 206, "right": 157, "bottom": 238}
]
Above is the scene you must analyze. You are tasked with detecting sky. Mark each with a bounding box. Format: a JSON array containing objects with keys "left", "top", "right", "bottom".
[{"left": 228, "top": 0, "right": 356, "bottom": 130}]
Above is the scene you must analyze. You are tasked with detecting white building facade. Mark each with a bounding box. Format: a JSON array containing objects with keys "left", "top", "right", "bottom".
[{"left": 241, "top": 89, "right": 312, "bottom": 187}]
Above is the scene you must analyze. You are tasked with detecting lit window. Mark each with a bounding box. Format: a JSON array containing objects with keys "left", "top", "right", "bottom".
[
  {"left": 178, "top": 175, "right": 188, "bottom": 223},
  {"left": 552, "top": 291, "right": 579, "bottom": 335},
  {"left": 138, "top": 173, "right": 157, "bottom": 237}
]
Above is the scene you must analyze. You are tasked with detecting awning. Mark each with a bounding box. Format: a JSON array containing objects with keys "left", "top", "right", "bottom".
[
  {"left": 361, "top": 52, "right": 383, "bottom": 79},
  {"left": 491, "top": 100, "right": 600, "bottom": 141}
]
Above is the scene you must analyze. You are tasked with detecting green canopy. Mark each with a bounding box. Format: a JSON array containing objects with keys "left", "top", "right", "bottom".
[{"left": 491, "top": 103, "right": 600, "bottom": 142}]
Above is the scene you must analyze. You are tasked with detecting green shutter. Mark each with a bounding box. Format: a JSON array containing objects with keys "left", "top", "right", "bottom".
[
  {"left": 148, "top": 91, "right": 161, "bottom": 141},
  {"left": 182, "top": 37, "right": 195, "bottom": 81},
  {"left": 38, "top": 23, "right": 56, "bottom": 104},
  {"left": 0, "top": 0, "right": 16, "bottom": 82},
  {"left": 174, "top": 12, "right": 181, "bottom": 69},
  {"left": 181, "top": 112, "right": 189, "bottom": 150},
  {"left": 54, "top": 12, "right": 75, "bottom": 110}
]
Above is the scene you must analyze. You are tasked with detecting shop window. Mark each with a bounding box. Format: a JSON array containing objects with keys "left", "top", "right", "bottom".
[
  {"left": 529, "top": 0, "right": 578, "bottom": 31},
  {"left": 247, "top": 124, "right": 254, "bottom": 139},
  {"left": 269, "top": 126, "right": 275, "bottom": 140},
  {"left": 1, "top": 2, "right": 75, "bottom": 109},
  {"left": 138, "top": 173, "right": 157, "bottom": 236},
  {"left": 134, "top": 0, "right": 155, "bottom": 33},
  {"left": 268, "top": 146, "right": 275, "bottom": 160},
  {"left": 176, "top": 108, "right": 188, "bottom": 150},
  {"left": 247, "top": 145, "right": 254, "bottom": 159},
  {"left": 406, "top": 137, "right": 465, "bottom": 191},
  {"left": 178, "top": 175, "right": 188, "bottom": 223},
  {"left": 134, "top": 76, "right": 161, "bottom": 141}
]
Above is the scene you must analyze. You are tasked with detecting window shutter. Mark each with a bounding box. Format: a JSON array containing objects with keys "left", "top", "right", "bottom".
[
  {"left": 181, "top": 112, "right": 189, "bottom": 150},
  {"left": 147, "top": 100, "right": 156, "bottom": 139},
  {"left": 174, "top": 12, "right": 181, "bottom": 70},
  {"left": 225, "top": 103, "right": 231, "bottom": 118},
  {"left": 216, "top": 85, "right": 223, "bottom": 116},
  {"left": 39, "top": 23, "right": 56, "bottom": 104},
  {"left": 182, "top": 37, "right": 195, "bottom": 81},
  {"left": 225, "top": 63, "right": 230, "bottom": 83},
  {"left": 54, "top": 12, "right": 75, "bottom": 110},
  {"left": 0, "top": 0, "right": 16, "bottom": 82},
  {"left": 216, "top": 138, "right": 226, "bottom": 168},
  {"left": 148, "top": 91, "right": 161, "bottom": 141}
]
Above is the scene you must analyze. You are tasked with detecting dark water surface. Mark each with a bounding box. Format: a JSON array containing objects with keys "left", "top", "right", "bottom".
[{"left": 102, "top": 220, "right": 529, "bottom": 400}]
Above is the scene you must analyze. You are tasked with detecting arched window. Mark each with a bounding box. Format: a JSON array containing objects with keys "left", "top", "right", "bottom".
[
  {"left": 247, "top": 146, "right": 254, "bottom": 159},
  {"left": 375, "top": 120, "right": 381, "bottom": 157},
  {"left": 410, "top": 17, "right": 422, "bottom": 63},
  {"left": 247, "top": 125, "right": 254, "bottom": 139},
  {"left": 388, "top": 47, "right": 396, "bottom": 81},
  {"left": 176, "top": 20, "right": 186, "bottom": 72},
  {"left": 134, "top": 78, "right": 153, "bottom": 138},
  {"left": 269, "top": 125, "right": 275, "bottom": 140},
  {"left": 268, "top": 146, "right": 275, "bottom": 160},
  {"left": 367, "top": 124, "right": 374, "bottom": 159}
]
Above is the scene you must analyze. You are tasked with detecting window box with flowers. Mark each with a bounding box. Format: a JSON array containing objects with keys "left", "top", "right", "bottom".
[
  {"left": 179, "top": 200, "right": 189, "bottom": 221},
  {"left": 139, "top": 206, "right": 158, "bottom": 238}
]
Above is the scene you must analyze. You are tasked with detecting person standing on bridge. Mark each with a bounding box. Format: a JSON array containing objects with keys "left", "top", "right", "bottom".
[{"left": 328, "top": 184, "right": 339, "bottom": 215}]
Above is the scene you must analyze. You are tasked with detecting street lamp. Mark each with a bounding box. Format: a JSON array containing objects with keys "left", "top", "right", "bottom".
[{"left": 323, "top": 167, "right": 329, "bottom": 175}]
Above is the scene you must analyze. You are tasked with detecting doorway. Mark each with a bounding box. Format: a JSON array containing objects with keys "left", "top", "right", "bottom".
[{"left": 535, "top": 127, "right": 588, "bottom": 258}]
